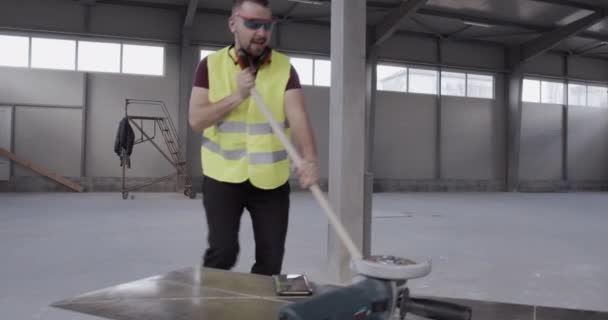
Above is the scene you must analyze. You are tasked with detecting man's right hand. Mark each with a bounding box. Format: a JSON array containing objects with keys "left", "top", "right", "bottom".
[{"left": 236, "top": 68, "right": 255, "bottom": 99}]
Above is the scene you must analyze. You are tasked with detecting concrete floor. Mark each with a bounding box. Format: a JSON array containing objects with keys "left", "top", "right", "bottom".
[{"left": 1, "top": 192, "right": 607, "bottom": 320}]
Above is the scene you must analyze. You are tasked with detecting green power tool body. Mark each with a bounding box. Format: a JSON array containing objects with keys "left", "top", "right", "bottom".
[{"left": 278, "top": 256, "right": 472, "bottom": 320}]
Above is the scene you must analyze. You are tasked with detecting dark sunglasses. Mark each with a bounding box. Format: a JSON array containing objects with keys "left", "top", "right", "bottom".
[{"left": 238, "top": 14, "right": 276, "bottom": 31}]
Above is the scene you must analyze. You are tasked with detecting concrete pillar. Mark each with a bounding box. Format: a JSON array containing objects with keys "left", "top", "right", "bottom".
[
  {"left": 328, "top": 0, "right": 367, "bottom": 283},
  {"left": 363, "top": 46, "right": 377, "bottom": 259},
  {"left": 179, "top": 28, "right": 197, "bottom": 189},
  {"left": 562, "top": 55, "right": 569, "bottom": 182},
  {"left": 506, "top": 60, "right": 523, "bottom": 192},
  {"left": 435, "top": 38, "right": 443, "bottom": 180},
  {"left": 81, "top": 4, "right": 92, "bottom": 178}
]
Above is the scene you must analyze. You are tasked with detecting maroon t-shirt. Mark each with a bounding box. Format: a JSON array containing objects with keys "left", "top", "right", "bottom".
[{"left": 193, "top": 57, "right": 302, "bottom": 90}]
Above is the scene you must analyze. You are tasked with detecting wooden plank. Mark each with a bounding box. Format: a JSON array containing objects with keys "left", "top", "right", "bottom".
[{"left": 0, "top": 148, "right": 84, "bottom": 192}]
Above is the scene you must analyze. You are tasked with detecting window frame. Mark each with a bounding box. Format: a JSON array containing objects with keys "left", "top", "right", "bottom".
[
  {"left": 466, "top": 72, "right": 495, "bottom": 100},
  {"left": 407, "top": 66, "right": 439, "bottom": 95},
  {"left": 76, "top": 39, "right": 123, "bottom": 74},
  {"left": 121, "top": 42, "right": 166, "bottom": 77},
  {"left": 0, "top": 34, "right": 31, "bottom": 68},
  {"left": 30, "top": 35, "right": 78, "bottom": 71},
  {"left": 377, "top": 62, "right": 409, "bottom": 93}
]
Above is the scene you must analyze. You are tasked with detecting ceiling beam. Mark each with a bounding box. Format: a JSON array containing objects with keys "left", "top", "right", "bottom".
[
  {"left": 418, "top": 8, "right": 549, "bottom": 32},
  {"left": 410, "top": 16, "right": 443, "bottom": 37},
  {"left": 93, "top": 0, "right": 608, "bottom": 59},
  {"left": 471, "top": 31, "right": 540, "bottom": 40},
  {"left": 371, "top": 0, "right": 429, "bottom": 47},
  {"left": 573, "top": 41, "right": 607, "bottom": 55},
  {"left": 281, "top": 2, "right": 299, "bottom": 20},
  {"left": 183, "top": 0, "right": 199, "bottom": 27},
  {"left": 528, "top": 0, "right": 600, "bottom": 11},
  {"left": 417, "top": 7, "right": 608, "bottom": 43},
  {"left": 96, "top": 0, "right": 181, "bottom": 10},
  {"left": 368, "top": 0, "right": 604, "bottom": 11},
  {"left": 520, "top": 10, "right": 607, "bottom": 62}
]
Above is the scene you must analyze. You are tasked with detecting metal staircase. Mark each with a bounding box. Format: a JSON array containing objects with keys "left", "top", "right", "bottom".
[{"left": 120, "top": 99, "right": 194, "bottom": 199}]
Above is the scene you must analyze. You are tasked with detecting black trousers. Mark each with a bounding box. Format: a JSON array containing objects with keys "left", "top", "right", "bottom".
[{"left": 201, "top": 176, "right": 290, "bottom": 276}]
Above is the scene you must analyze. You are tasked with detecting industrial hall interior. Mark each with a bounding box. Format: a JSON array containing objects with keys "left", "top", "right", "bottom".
[{"left": 1, "top": 0, "right": 608, "bottom": 319}]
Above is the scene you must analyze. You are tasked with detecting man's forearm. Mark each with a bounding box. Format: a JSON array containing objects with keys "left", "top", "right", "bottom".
[
  {"left": 189, "top": 94, "right": 244, "bottom": 131},
  {"left": 293, "top": 125, "right": 318, "bottom": 162}
]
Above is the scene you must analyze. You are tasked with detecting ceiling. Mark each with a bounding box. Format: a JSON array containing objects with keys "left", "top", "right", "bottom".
[{"left": 89, "top": 0, "right": 608, "bottom": 58}]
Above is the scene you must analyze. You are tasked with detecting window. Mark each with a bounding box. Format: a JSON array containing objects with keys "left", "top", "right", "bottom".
[
  {"left": 522, "top": 79, "right": 541, "bottom": 103},
  {"left": 314, "top": 59, "right": 331, "bottom": 87},
  {"left": 31, "top": 37, "right": 76, "bottom": 70},
  {"left": 522, "top": 78, "right": 608, "bottom": 107},
  {"left": 0, "top": 35, "right": 29, "bottom": 67},
  {"left": 587, "top": 85, "right": 608, "bottom": 108},
  {"left": 467, "top": 73, "right": 494, "bottom": 99},
  {"left": 409, "top": 68, "right": 438, "bottom": 95},
  {"left": 290, "top": 57, "right": 313, "bottom": 86},
  {"left": 376, "top": 65, "right": 495, "bottom": 98},
  {"left": 200, "top": 49, "right": 214, "bottom": 61},
  {"left": 523, "top": 79, "right": 566, "bottom": 104},
  {"left": 441, "top": 71, "right": 465, "bottom": 97},
  {"left": 1, "top": 33, "right": 167, "bottom": 77},
  {"left": 122, "top": 44, "right": 164, "bottom": 76},
  {"left": 541, "top": 80, "right": 564, "bottom": 104},
  {"left": 377, "top": 65, "right": 407, "bottom": 92},
  {"left": 77, "top": 41, "right": 121, "bottom": 73},
  {"left": 567, "top": 83, "right": 608, "bottom": 108},
  {"left": 568, "top": 84, "right": 586, "bottom": 106}
]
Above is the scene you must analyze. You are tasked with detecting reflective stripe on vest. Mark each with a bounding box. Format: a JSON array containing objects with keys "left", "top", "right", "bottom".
[
  {"left": 201, "top": 137, "right": 288, "bottom": 164},
  {"left": 216, "top": 121, "right": 290, "bottom": 135}
]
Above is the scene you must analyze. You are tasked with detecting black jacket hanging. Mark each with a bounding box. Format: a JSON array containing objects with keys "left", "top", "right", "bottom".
[{"left": 114, "top": 116, "right": 135, "bottom": 168}]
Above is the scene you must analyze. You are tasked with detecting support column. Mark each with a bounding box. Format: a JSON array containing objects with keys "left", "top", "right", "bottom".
[
  {"left": 179, "top": 0, "right": 200, "bottom": 189},
  {"left": 179, "top": 28, "right": 197, "bottom": 189},
  {"left": 506, "top": 49, "right": 524, "bottom": 191},
  {"left": 81, "top": 74, "right": 89, "bottom": 177},
  {"left": 562, "top": 55, "right": 569, "bottom": 182},
  {"left": 328, "top": 0, "right": 367, "bottom": 283},
  {"left": 364, "top": 33, "right": 378, "bottom": 259},
  {"left": 435, "top": 37, "right": 443, "bottom": 180},
  {"left": 81, "top": 3, "right": 92, "bottom": 178}
]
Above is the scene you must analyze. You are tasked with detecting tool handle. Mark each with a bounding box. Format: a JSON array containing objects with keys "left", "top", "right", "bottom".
[
  {"left": 250, "top": 89, "right": 362, "bottom": 260},
  {"left": 408, "top": 298, "right": 472, "bottom": 320}
]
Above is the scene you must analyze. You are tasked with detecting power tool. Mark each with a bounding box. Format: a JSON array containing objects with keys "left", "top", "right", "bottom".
[
  {"left": 237, "top": 49, "right": 473, "bottom": 320},
  {"left": 278, "top": 255, "right": 471, "bottom": 320}
]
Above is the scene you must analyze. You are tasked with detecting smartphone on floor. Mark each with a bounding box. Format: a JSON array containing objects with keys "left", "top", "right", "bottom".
[{"left": 273, "top": 274, "right": 313, "bottom": 296}]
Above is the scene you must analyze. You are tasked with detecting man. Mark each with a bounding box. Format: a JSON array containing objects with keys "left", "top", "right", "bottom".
[{"left": 188, "top": 0, "right": 320, "bottom": 276}]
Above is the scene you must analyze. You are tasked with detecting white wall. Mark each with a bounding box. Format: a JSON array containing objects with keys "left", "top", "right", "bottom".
[
  {"left": 374, "top": 92, "right": 437, "bottom": 179},
  {"left": 0, "top": 0, "right": 86, "bottom": 33},
  {"left": 520, "top": 54, "right": 608, "bottom": 184},
  {"left": 520, "top": 103, "right": 563, "bottom": 180},
  {"left": 0, "top": 68, "right": 84, "bottom": 106},
  {"left": 523, "top": 54, "right": 564, "bottom": 77},
  {"left": 14, "top": 106, "right": 82, "bottom": 177},
  {"left": 2, "top": 0, "right": 608, "bottom": 190},
  {"left": 90, "top": 4, "right": 181, "bottom": 42},
  {"left": 568, "top": 107, "right": 608, "bottom": 180},
  {"left": 441, "top": 95, "right": 505, "bottom": 180},
  {"left": 442, "top": 41, "right": 505, "bottom": 70},
  {"left": 378, "top": 35, "right": 438, "bottom": 63}
]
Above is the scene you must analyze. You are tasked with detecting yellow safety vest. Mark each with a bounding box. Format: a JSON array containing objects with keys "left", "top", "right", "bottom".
[{"left": 202, "top": 46, "right": 292, "bottom": 190}]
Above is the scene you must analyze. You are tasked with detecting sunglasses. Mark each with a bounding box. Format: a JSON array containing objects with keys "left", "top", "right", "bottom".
[{"left": 237, "top": 14, "right": 276, "bottom": 31}]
